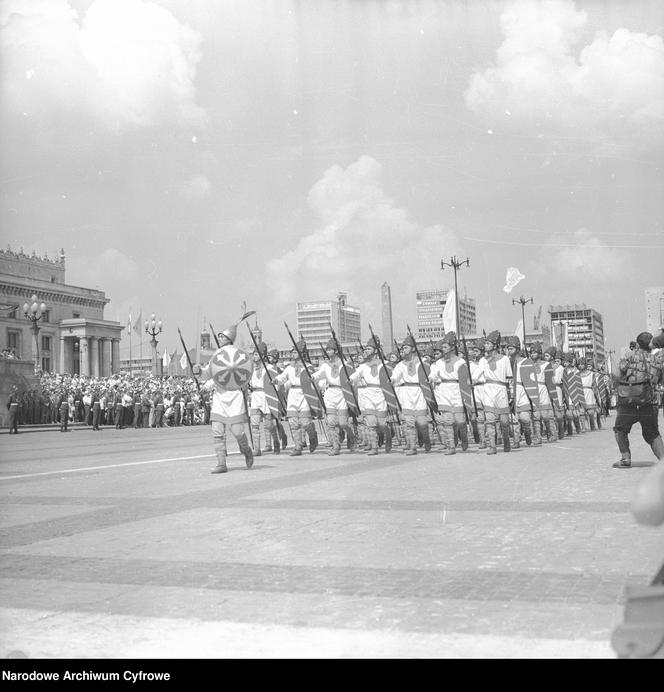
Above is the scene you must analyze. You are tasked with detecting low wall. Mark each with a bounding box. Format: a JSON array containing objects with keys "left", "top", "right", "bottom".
[{"left": 0, "top": 359, "right": 40, "bottom": 427}]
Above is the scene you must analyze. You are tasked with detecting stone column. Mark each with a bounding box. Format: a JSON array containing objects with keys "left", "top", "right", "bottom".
[
  {"left": 90, "top": 337, "right": 99, "bottom": 377},
  {"left": 102, "top": 338, "right": 112, "bottom": 377},
  {"left": 59, "top": 336, "right": 66, "bottom": 374},
  {"left": 111, "top": 338, "right": 121, "bottom": 375},
  {"left": 80, "top": 336, "right": 90, "bottom": 377}
]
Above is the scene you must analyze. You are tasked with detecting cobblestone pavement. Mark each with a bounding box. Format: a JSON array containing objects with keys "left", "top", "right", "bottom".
[{"left": 0, "top": 419, "right": 661, "bottom": 658}]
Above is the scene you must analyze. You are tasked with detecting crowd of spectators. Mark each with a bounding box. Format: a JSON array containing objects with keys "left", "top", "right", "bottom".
[{"left": 11, "top": 372, "right": 211, "bottom": 428}]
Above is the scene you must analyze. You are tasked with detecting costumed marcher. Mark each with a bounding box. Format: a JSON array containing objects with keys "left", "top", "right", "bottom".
[
  {"left": 479, "top": 331, "right": 513, "bottom": 455},
  {"left": 390, "top": 334, "right": 431, "bottom": 456},
  {"left": 248, "top": 341, "right": 281, "bottom": 456},
  {"left": 273, "top": 341, "right": 319, "bottom": 457},
  {"left": 561, "top": 352, "right": 583, "bottom": 435},
  {"left": 195, "top": 319, "right": 254, "bottom": 474},
  {"left": 529, "top": 341, "right": 557, "bottom": 443},
  {"left": 506, "top": 335, "right": 535, "bottom": 448},
  {"left": 312, "top": 338, "right": 357, "bottom": 456},
  {"left": 544, "top": 347, "right": 566, "bottom": 439},
  {"left": 349, "top": 338, "right": 392, "bottom": 456},
  {"left": 429, "top": 332, "right": 468, "bottom": 454},
  {"left": 468, "top": 339, "right": 487, "bottom": 450},
  {"left": 267, "top": 348, "right": 289, "bottom": 450},
  {"left": 578, "top": 358, "right": 600, "bottom": 431}
]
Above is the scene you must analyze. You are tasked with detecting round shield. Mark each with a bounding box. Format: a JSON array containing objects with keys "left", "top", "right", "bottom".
[{"left": 208, "top": 345, "right": 252, "bottom": 390}]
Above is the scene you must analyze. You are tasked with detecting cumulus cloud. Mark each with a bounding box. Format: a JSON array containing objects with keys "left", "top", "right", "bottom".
[
  {"left": 539, "top": 228, "right": 629, "bottom": 283},
  {"left": 1, "top": 0, "right": 206, "bottom": 130},
  {"left": 465, "top": 0, "right": 664, "bottom": 136},
  {"left": 266, "top": 156, "right": 462, "bottom": 327},
  {"left": 179, "top": 174, "right": 211, "bottom": 200}
]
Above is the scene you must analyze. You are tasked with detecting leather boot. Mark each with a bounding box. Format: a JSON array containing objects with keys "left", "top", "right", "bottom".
[
  {"left": 237, "top": 433, "right": 254, "bottom": 469},
  {"left": 382, "top": 425, "right": 392, "bottom": 453},
  {"left": 345, "top": 425, "right": 356, "bottom": 452},
  {"left": 405, "top": 425, "right": 418, "bottom": 455},
  {"left": 485, "top": 425, "right": 497, "bottom": 455},
  {"left": 471, "top": 419, "right": 480, "bottom": 444},
  {"left": 251, "top": 426, "right": 262, "bottom": 456},
  {"left": 211, "top": 439, "right": 228, "bottom": 474},
  {"left": 418, "top": 423, "right": 431, "bottom": 452},
  {"left": 271, "top": 429, "right": 281, "bottom": 454},
  {"left": 589, "top": 413, "right": 596, "bottom": 431},
  {"left": 501, "top": 423, "right": 511, "bottom": 452},
  {"left": 289, "top": 425, "right": 302, "bottom": 456},
  {"left": 613, "top": 430, "right": 631, "bottom": 467},
  {"left": 443, "top": 425, "right": 456, "bottom": 455},
  {"left": 327, "top": 426, "right": 341, "bottom": 456},
  {"left": 574, "top": 416, "right": 581, "bottom": 434},
  {"left": 366, "top": 427, "right": 378, "bottom": 456},
  {"left": 306, "top": 422, "right": 318, "bottom": 453},
  {"left": 512, "top": 420, "right": 521, "bottom": 449},
  {"left": 459, "top": 423, "right": 469, "bottom": 451},
  {"left": 596, "top": 413, "right": 602, "bottom": 430}
]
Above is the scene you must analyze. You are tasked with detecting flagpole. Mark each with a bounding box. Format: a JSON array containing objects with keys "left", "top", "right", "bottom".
[{"left": 128, "top": 313, "right": 133, "bottom": 377}]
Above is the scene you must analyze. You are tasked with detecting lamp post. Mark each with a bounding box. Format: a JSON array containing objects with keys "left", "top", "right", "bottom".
[
  {"left": 144, "top": 313, "right": 162, "bottom": 376},
  {"left": 23, "top": 294, "right": 47, "bottom": 373},
  {"left": 440, "top": 256, "right": 470, "bottom": 337},
  {"left": 512, "top": 296, "right": 533, "bottom": 352}
]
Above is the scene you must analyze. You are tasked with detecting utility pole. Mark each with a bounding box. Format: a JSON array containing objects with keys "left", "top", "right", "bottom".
[
  {"left": 512, "top": 296, "right": 533, "bottom": 351},
  {"left": 440, "top": 256, "right": 470, "bottom": 337}
]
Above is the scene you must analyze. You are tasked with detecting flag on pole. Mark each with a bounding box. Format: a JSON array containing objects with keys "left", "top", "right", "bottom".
[
  {"left": 180, "top": 351, "right": 188, "bottom": 372},
  {"left": 162, "top": 350, "right": 171, "bottom": 368},
  {"left": 514, "top": 319, "right": 523, "bottom": 338},
  {"left": 133, "top": 310, "right": 142, "bottom": 335},
  {"left": 127, "top": 312, "right": 132, "bottom": 331},
  {"left": 442, "top": 289, "right": 456, "bottom": 334}
]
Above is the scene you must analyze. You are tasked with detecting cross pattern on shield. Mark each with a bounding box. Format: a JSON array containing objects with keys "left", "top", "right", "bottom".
[{"left": 210, "top": 346, "right": 252, "bottom": 390}]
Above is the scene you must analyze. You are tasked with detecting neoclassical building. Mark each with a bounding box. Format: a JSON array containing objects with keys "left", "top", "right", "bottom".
[{"left": 0, "top": 247, "right": 124, "bottom": 376}]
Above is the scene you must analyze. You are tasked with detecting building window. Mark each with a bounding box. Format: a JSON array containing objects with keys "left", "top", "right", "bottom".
[
  {"left": 73, "top": 312, "right": 81, "bottom": 318},
  {"left": 7, "top": 329, "right": 21, "bottom": 357},
  {"left": 41, "top": 357, "right": 51, "bottom": 372},
  {"left": 41, "top": 310, "right": 50, "bottom": 323},
  {"left": 41, "top": 335, "right": 52, "bottom": 352}
]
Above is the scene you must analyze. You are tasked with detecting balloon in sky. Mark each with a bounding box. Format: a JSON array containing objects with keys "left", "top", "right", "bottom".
[{"left": 503, "top": 267, "right": 525, "bottom": 293}]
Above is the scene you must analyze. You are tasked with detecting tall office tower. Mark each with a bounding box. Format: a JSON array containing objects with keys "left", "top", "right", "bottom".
[
  {"left": 549, "top": 304, "right": 605, "bottom": 361},
  {"left": 296, "top": 292, "right": 361, "bottom": 346},
  {"left": 645, "top": 287, "right": 664, "bottom": 335},
  {"left": 416, "top": 288, "right": 476, "bottom": 340},
  {"left": 381, "top": 282, "right": 394, "bottom": 348}
]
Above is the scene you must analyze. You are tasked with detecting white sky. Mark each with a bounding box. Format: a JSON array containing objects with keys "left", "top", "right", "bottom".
[{"left": 1, "top": 0, "right": 663, "bottom": 356}]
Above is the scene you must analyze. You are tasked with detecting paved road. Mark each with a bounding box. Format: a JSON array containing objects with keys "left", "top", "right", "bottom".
[{"left": 0, "top": 420, "right": 661, "bottom": 658}]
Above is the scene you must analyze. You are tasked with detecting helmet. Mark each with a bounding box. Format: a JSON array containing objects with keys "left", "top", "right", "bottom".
[
  {"left": 443, "top": 331, "right": 457, "bottom": 347},
  {"left": 529, "top": 341, "right": 542, "bottom": 354},
  {"left": 324, "top": 338, "right": 339, "bottom": 353},
  {"left": 254, "top": 341, "right": 268, "bottom": 357},
  {"left": 401, "top": 334, "right": 417, "bottom": 348},
  {"left": 485, "top": 330, "right": 501, "bottom": 346},
  {"left": 433, "top": 339, "right": 445, "bottom": 352},
  {"left": 544, "top": 346, "right": 557, "bottom": 357},
  {"left": 506, "top": 335, "right": 521, "bottom": 349}
]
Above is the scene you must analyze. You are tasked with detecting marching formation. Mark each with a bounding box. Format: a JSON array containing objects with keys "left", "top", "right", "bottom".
[{"left": 193, "top": 312, "right": 613, "bottom": 473}]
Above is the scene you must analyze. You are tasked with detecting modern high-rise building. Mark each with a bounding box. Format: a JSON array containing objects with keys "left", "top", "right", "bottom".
[
  {"left": 549, "top": 304, "right": 605, "bottom": 362},
  {"left": 416, "top": 288, "right": 476, "bottom": 340},
  {"left": 381, "top": 282, "right": 394, "bottom": 349},
  {"left": 645, "top": 287, "right": 664, "bottom": 336},
  {"left": 296, "top": 292, "right": 361, "bottom": 352}
]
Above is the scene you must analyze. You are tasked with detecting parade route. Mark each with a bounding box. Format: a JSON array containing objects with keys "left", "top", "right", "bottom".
[{"left": 0, "top": 423, "right": 661, "bottom": 659}]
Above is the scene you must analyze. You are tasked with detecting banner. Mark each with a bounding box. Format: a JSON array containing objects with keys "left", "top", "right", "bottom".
[
  {"left": 457, "top": 361, "right": 474, "bottom": 416},
  {"left": 442, "top": 289, "right": 456, "bottom": 334},
  {"left": 133, "top": 311, "right": 143, "bottom": 335},
  {"left": 519, "top": 359, "right": 540, "bottom": 408},
  {"left": 180, "top": 351, "right": 188, "bottom": 371},
  {"left": 162, "top": 350, "right": 171, "bottom": 368}
]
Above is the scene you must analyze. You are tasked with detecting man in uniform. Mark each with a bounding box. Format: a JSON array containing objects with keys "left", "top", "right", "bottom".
[
  {"left": 195, "top": 321, "right": 254, "bottom": 473},
  {"left": 544, "top": 347, "right": 566, "bottom": 440},
  {"left": 267, "top": 348, "right": 289, "bottom": 450},
  {"left": 480, "top": 331, "right": 513, "bottom": 455},
  {"left": 390, "top": 335, "right": 431, "bottom": 456},
  {"left": 561, "top": 352, "right": 583, "bottom": 435},
  {"left": 429, "top": 332, "right": 468, "bottom": 455},
  {"left": 6, "top": 385, "right": 20, "bottom": 434},
  {"left": 578, "top": 357, "right": 600, "bottom": 431},
  {"left": 506, "top": 335, "right": 534, "bottom": 447}
]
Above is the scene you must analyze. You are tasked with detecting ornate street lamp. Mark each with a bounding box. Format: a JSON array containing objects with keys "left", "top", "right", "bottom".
[
  {"left": 145, "top": 313, "right": 163, "bottom": 376},
  {"left": 440, "top": 256, "right": 470, "bottom": 337},
  {"left": 512, "top": 296, "right": 533, "bottom": 352},
  {"left": 23, "top": 294, "right": 47, "bottom": 372}
]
